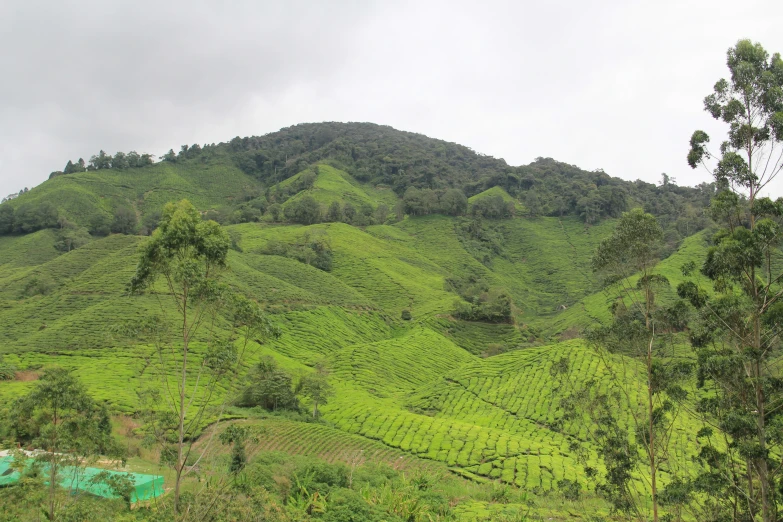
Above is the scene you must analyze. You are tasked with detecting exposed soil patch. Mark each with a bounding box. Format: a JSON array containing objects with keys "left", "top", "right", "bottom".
[{"left": 15, "top": 370, "right": 40, "bottom": 381}]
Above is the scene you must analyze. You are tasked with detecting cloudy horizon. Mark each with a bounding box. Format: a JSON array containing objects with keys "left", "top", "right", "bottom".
[{"left": 1, "top": 0, "right": 782, "bottom": 198}]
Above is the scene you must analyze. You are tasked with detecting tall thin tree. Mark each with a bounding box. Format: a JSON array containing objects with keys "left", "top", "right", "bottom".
[{"left": 686, "top": 39, "right": 783, "bottom": 522}]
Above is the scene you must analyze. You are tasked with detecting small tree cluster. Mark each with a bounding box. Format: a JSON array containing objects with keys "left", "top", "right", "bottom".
[
  {"left": 453, "top": 287, "right": 513, "bottom": 323},
  {"left": 403, "top": 187, "right": 468, "bottom": 217},
  {"left": 283, "top": 195, "right": 322, "bottom": 225},
  {"left": 469, "top": 195, "right": 515, "bottom": 219},
  {"left": 263, "top": 230, "right": 333, "bottom": 271},
  {"left": 238, "top": 356, "right": 300, "bottom": 411},
  {"left": 0, "top": 201, "right": 58, "bottom": 234},
  {"left": 50, "top": 151, "right": 154, "bottom": 178}
]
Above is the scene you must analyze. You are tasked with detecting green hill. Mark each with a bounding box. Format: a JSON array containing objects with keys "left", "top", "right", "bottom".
[
  {"left": 4, "top": 156, "right": 261, "bottom": 232},
  {"left": 0, "top": 122, "right": 718, "bottom": 520}
]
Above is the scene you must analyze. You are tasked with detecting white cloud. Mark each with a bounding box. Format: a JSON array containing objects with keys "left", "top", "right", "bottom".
[{"left": 1, "top": 0, "right": 781, "bottom": 197}]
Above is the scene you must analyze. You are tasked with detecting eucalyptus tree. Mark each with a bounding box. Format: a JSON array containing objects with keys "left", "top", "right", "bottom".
[
  {"left": 685, "top": 39, "right": 783, "bottom": 522},
  {"left": 585, "top": 208, "right": 692, "bottom": 521},
  {"left": 128, "top": 199, "right": 276, "bottom": 514},
  {"left": 299, "top": 361, "right": 334, "bottom": 419}
]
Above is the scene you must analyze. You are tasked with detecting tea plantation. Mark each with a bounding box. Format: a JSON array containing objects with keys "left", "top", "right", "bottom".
[{"left": 0, "top": 123, "right": 717, "bottom": 520}]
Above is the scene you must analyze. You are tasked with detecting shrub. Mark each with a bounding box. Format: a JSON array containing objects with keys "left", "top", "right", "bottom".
[
  {"left": 12, "top": 202, "right": 59, "bottom": 233},
  {"left": 326, "top": 201, "right": 343, "bottom": 222},
  {"left": 557, "top": 478, "right": 581, "bottom": 501},
  {"left": 20, "top": 276, "right": 54, "bottom": 298},
  {"left": 0, "top": 355, "right": 16, "bottom": 381},
  {"left": 110, "top": 206, "right": 138, "bottom": 234},
  {"left": 139, "top": 210, "right": 161, "bottom": 235},
  {"left": 481, "top": 343, "right": 508, "bottom": 357},
  {"left": 284, "top": 196, "right": 321, "bottom": 225},
  {"left": 321, "top": 488, "right": 390, "bottom": 522},
  {"left": 238, "top": 357, "right": 299, "bottom": 412},
  {"left": 54, "top": 226, "right": 91, "bottom": 252},
  {"left": 453, "top": 287, "right": 513, "bottom": 323},
  {"left": 268, "top": 203, "right": 282, "bottom": 222},
  {"left": 469, "top": 195, "right": 513, "bottom": 219},
  {"left": 261, "top": 231, "right": 333, "bottom": 272},
  {"left": 401, "top": 309, "right": 412, "bottom": 321},
  {"left": 88, "top": 213, "right": 112, "bottom": 236}
]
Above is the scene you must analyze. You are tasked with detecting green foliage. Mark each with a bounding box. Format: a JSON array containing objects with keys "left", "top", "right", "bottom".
[
  {"left": 227, "top": 123, "right": 708, "bottom": 228},
  {"left": 10, "top": 368, "right": 111, "bottom": 455},
  {"left": 110, "top": 206, "right": 137, "bottom": 234},
  {"left": 20, "top": 275, "right": 54, "bottom": 298},
  {"left": 0, "top": 121, "right": 740, "bottom": 519},
  {"left": 454, "top": 286, "right": 513, "bottom": 323},
  {"left": 238, "top": 356, "right": 300, "bottom": 412},
  {"left": 54, "top": 224, "right": 92, "bottom": 252},
  {"left": 5, "top": 368, "right": 122, "bottom": 519},
  {"left": 454, "top": 216, "right": 506, "bottom": 266},
  {"left": 268, "top": 202, "right": 282, "bottom": 221},
  {"left": 592, "top": 207, "right": 662, "bottom": 276},
  {"left": 470, "top": 193, "right": 515, "bottom": 219},
  {"left": 683, "top": 39, "right": 783, "bottom": 521},
  {"left": 262, "top": 230, "right": 333, "bottom": 271},
  {"left": 1, "top": 201, "right": 61, "bottom": 234},
  {"left": 0, "top": 355, "right": 16, "bottom": 381},
  {"left": 219, "top": 424, "right": 259, "bottom": 474},
  {"left": 129, "top": 199, "right": 229, "bottom": 293},
  {"left": 284, "top": 195, "right": 322, "bottom": 224},
  {"left": 300, "top": 364, "right": 334, "bottom": 418},
  {"left": 89, "top": 212, "right": 112, "bottom": 236},
  {"left": 127, "top": 199, "right": 255, "bottom": 513}
]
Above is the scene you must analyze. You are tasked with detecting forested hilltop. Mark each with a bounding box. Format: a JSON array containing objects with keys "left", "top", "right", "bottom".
[
  {"left": 3, "top": 122, "right": 712, "bottom": 244},
  {"left": 0, "top": 39, "right": 781, "bottom": 522}
]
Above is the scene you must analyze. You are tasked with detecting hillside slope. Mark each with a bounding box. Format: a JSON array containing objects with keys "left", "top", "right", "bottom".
[{"left": 0, "top": 122, "right": 715, "bottom": 518}]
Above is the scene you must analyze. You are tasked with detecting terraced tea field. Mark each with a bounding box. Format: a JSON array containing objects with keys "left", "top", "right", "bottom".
[
  {"left": 210, "top": 418, "right": 435, "bottom": 470},
  {"left": 278, "top": 164, "right": 397, "bottom": 211},
  {"left": 319, "top": 334, "right": 705, "bottom": 492},
  {"left": 0, "top": 188, "right": 708, "bottom": 510},
  {"left": 330, "top": 327, "right": 474, "bottom": 397}
]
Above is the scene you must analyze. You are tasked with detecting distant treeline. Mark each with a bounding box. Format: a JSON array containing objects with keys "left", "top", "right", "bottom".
[
  {"left": 222, "top": 123, "right": 715, "bottom": 227},
  {"left": 47, "top": 123, "right": 709, "bottom": 227},
  {"left": 0, "top": 199, "right": 156, "bottom": 249},
  {"left": 33, "top": 123, "right": 714, "bottom": 238},
  {"left": 49, "top": 150, "right": 156, "bottom": 178}
]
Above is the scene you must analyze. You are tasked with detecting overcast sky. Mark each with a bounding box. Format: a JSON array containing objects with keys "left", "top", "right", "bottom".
[{"left": 1, "top": 0, "right": 782, "bottom": 198}]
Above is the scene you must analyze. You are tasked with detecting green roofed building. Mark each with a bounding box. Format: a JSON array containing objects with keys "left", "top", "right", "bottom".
[{"left": 0, "top": 456, "right": 163, "bottom": 502}]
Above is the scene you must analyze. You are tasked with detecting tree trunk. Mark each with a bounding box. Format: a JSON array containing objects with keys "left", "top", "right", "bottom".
[
  {"left": 756, "top": 357, "right": 771, "bottom": 522},
  {"left": 648, "top": 335, "right": 658, "bottom": 522},
  {"left": 175, "top": 291, "right": 189, "bottom": 515},
  {"left": 747, "top": 458, "right": 756, "bottom": 520},
  {"left": 644, "top": 276, "right": 659, "bottom": 522}
]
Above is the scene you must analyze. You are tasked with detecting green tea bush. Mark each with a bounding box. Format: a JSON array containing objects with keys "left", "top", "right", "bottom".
[
  {"left": 0, "top": 355, "right": 16, "bottom": 380},
  {"left": 20, "top": 276, "right": 54, "bottom": 298}
]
